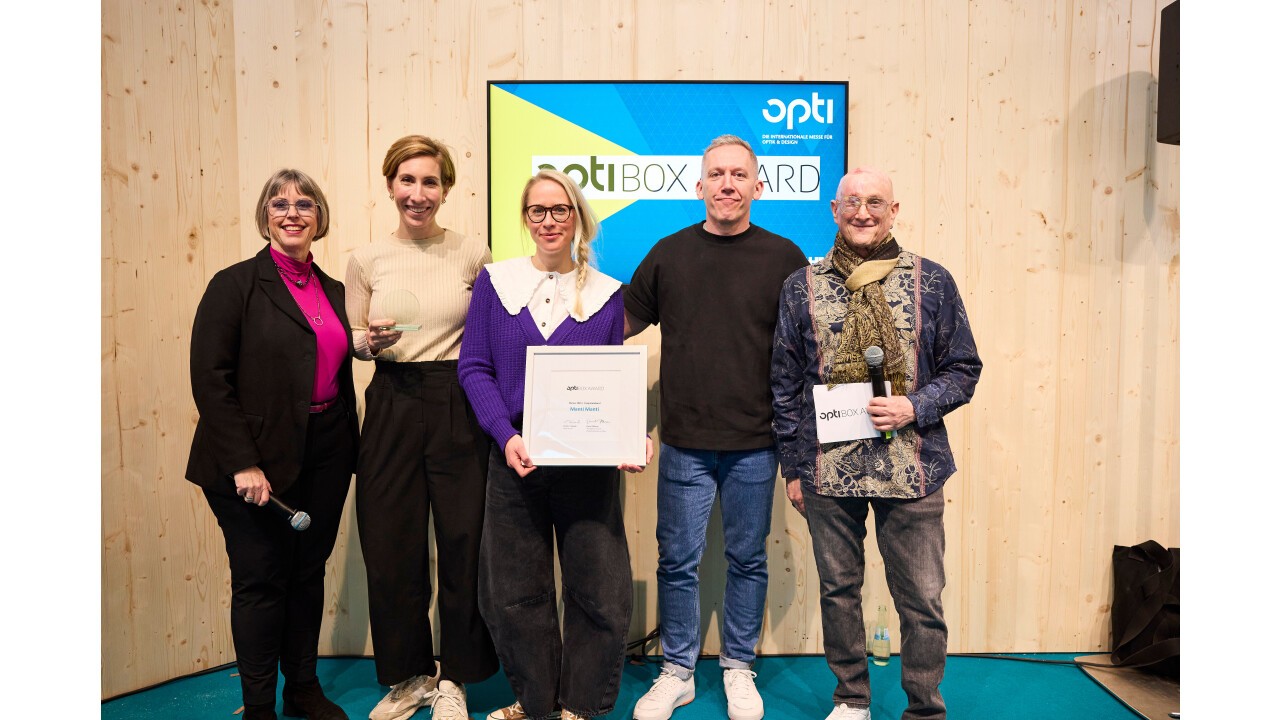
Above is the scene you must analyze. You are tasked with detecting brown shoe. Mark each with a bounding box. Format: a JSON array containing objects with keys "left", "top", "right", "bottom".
[{"left": 486, "top": 701, "right": 564, "bottom": 720}]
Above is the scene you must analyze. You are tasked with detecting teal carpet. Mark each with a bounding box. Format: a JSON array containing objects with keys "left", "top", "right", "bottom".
[{"left": 102, "top": 654, "right": 1138, "bottom": 719}]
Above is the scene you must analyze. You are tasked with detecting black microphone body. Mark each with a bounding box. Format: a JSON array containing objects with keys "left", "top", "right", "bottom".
[
  {"left": 867, "top": 364, "right": 888, "bottom": 399},
  {"left": 269, "top": 495, "right": 312, "bottom": 531},
  {"left": 863, "top": 345, "right": 894, "bottom": 440}
]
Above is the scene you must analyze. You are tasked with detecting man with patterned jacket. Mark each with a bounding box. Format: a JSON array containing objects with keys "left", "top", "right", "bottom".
[{"left": 770, "top": 166, "right": 981, "bottom": 720}]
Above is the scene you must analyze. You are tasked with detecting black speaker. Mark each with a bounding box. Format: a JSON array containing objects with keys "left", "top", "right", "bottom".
[{"left": 1156, "top": 1, "right": 1179, "bottom": 145}]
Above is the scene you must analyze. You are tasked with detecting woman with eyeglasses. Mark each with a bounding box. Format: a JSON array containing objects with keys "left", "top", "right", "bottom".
[
  {"left": 345, "top": 135, "right": 499, "bottom": 720},
  {"left": 187, "top": 169, "right": 358, "bottom": 720},
  {"left": 458, "top": 169, "right": 652, "bottom": 720}
]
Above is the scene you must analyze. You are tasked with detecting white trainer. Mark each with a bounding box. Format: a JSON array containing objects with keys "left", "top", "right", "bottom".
[
  {"left": 369, "top": 671, "right": 440, "bottom": 720},
  {"left": 722, "top": 669, "right": 764, "bottom": 720},
  {"left": 432, "top": 680, "right": 469, "bottom": 720},
  {"left": 632, "top": 668, "right": 696, "bottom": 720},
  {"left": 824, "top": 703, "right": 870, "bottom": 720}
]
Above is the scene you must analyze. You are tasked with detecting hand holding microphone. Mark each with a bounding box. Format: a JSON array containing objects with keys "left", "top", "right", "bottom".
[{"left": 232, "top": 468, "right": 311, "bottom": 531}]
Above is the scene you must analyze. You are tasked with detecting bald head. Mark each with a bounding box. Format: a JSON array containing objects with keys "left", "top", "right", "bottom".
[
  {"left": 837, "top": 167, "right": 894, "bottom": 201},
  {"left": 831, "top": 167, "right": 899, "bottom": 256}
]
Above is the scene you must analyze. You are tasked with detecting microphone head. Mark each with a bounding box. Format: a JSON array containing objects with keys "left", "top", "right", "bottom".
[
  {"left": 863, "top": 345, "right": 885, "bottom": 368},
  {"left": 290, "top": 511, "right": 312, "bottom": 532}
]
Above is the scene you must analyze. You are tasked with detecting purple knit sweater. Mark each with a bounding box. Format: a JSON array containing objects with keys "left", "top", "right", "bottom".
[{"left": 458, "top": 267, "right": 625, "bottom": 450}]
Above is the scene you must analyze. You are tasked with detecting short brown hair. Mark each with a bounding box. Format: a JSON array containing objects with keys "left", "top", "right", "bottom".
[
  {"left": 381, "top": 135, "right": 458, "bottom": 191},
  {"left": 254, "top": 168, "right": 331, "bottom": 241}
]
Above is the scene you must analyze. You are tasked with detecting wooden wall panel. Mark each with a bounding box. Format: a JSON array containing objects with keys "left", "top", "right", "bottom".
[{"left": 101, "top": 0, "right": 1180, "bottom": 697}]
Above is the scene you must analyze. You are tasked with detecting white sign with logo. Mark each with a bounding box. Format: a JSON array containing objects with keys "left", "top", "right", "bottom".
[{"left": 811, "top": 382, "right": 892, "bottom": 444}]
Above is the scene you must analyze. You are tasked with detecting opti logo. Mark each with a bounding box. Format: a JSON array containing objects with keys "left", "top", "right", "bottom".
[
  {"left": 762, "top": 92, "right": 835, "bottom": 130},
  {"left": 817, "top": 407, "right": 866, "bottom": 421}
]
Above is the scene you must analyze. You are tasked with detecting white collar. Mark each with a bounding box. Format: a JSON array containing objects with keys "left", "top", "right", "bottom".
[{"left": 486, "top": 256, "right": 621, "bottom": 321}]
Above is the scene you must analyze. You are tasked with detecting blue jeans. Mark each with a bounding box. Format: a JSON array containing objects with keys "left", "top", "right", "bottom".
[
  {"left": 803, "top": 486, "right": 947, "bottom": 720},
  {"left": 655, "top": 443, "right": 777, "bottom": 674}
]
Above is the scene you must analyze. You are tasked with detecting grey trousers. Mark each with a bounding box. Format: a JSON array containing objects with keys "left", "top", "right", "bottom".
[{"left": 803, "top": 486, "right": 948, "bottom": 720}]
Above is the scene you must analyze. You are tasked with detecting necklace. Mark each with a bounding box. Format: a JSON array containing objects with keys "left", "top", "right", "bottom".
[
  {"left": 277, "top": 266, "right": 324, "bottom": 325},
  {"left": 274, "top": 262, "right": 312, "bottom": 288},
  {"left": 303, "top": 280, "right": 324, "bottom": 326}
]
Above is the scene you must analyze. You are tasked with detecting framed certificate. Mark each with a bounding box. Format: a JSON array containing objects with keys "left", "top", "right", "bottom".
[{"left": 522, "top": 345, "right": 647, "bottom": 466}]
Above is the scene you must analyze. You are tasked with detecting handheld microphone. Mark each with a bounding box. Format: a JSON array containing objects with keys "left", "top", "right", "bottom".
[
  {"left": 269, "top": 496, "right": 312, "bottom": 531},
  {"left": 863, "top": 346, "right": 894, "bottom": 441}
]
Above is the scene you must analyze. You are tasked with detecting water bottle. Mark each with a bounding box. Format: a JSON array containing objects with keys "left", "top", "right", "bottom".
[{"left": 870, "top": 604, "right": 891, "bottom": 666}]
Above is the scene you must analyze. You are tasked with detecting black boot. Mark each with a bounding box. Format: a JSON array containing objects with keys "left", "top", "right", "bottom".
[
  {"left": 282, "top": 678, "right": 348, "bottom": 720},
  {"left": 242, "top": 702, "right": 278, "bottom": 720}
]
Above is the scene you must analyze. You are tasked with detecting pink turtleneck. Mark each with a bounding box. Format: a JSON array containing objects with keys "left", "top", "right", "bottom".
[{"left": 269, "top": 246, "right": 346, "bottom": 403}]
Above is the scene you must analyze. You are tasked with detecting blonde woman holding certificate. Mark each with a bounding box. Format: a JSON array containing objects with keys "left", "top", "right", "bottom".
[{"left": 458, "top": 169, "right": 652, "bottom": 720}]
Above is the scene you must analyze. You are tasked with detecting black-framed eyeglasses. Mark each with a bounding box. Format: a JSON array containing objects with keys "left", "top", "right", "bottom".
[
  {"left": 834, "top": 196, "right": 891, "bottom": 216},
  {"left": 267, "top": 199, "right": 318, "bottom": 217},
  {"left": 525, "top": 204, "right": 573, "bottom": 223}
]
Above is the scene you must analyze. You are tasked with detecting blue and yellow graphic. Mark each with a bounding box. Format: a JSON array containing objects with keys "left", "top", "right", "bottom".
[{"left": 489, "top": 81, "right": 848, "bottom": 278}]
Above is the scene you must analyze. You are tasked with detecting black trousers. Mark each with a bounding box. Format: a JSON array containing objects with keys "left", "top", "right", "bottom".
[
  {"left": 204, "top": 401, "right": 354, "bottom": 707},
  {"left": 357, "top": 360, "right": 498, "bottom": 686},
  {"left": 479, "top": 445, "right": 633, "bottom": 719}
]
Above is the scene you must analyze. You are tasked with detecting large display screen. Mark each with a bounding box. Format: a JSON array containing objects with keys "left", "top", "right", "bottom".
[{"left": 488, "top": 81, "right": 849, "bottom": 280}]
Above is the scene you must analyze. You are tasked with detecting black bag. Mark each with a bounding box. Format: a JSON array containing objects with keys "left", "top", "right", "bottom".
[{"left": 1110, "top": 540, "right": 1179, "bottom": 678}]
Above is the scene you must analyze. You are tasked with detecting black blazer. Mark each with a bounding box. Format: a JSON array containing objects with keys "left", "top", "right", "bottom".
[{"left": 186, "top": 246, "right": 359, "bottom": 496}]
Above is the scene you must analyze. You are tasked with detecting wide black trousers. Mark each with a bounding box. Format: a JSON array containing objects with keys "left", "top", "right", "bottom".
[
  {"left": 479, "top": 445, "right": 633, "bottom": 719},
  {"left": 204, "top": 401, "right": 354, "bottom": 707},
  {"left": 356, "top": 360, "right": 498, "bottom": 686}
]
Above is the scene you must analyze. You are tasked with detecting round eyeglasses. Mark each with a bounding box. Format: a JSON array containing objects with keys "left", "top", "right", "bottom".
[{"left": 525, "top": 204, "right": 573, "bottom": 223}]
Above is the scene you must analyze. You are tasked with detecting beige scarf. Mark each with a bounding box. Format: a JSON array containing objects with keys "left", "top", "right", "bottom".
[{"left": 827, "top": 233, "right": 907, "bottom": 394}]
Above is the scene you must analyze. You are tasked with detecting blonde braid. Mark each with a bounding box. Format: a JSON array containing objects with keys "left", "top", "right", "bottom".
[{"left": 573, "top": 230, "right": 590, "bottom": 318}]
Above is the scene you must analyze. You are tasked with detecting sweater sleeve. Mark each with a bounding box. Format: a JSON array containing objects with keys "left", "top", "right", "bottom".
[
  {"left": 344, "top": 251, "right": 376, "bottom": 361},
  {"left": 458, "top": 269, "right": 520, "bottom": 450},
  {"left": 607, "top": 291, "right": 625, "bottom": 344}
]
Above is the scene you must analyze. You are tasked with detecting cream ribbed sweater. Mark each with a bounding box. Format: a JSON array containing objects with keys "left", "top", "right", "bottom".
[{"left": 344, "top": 229, "right": 492, "bottom": 362}]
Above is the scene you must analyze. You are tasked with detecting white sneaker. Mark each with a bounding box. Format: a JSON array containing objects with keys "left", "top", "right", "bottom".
[
  {"left": 824, "top": 703, "right": 870, "bottom": 720},
  {"left": 722, "top": 669, "right": 764, "bottom": 720},
  {"left": 432, "top": 680, "right": 469, "bottom": 720},
  {"left": 369, "top": 671, "right": 440, "bottom": 720},
  {"left": 633, "top": 668, "right": 696, "bottom": 720}
]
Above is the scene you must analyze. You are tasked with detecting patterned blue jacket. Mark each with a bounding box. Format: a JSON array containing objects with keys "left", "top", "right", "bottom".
[{"left": 770, "top": 248, "right": 981, "bottom": 497}]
